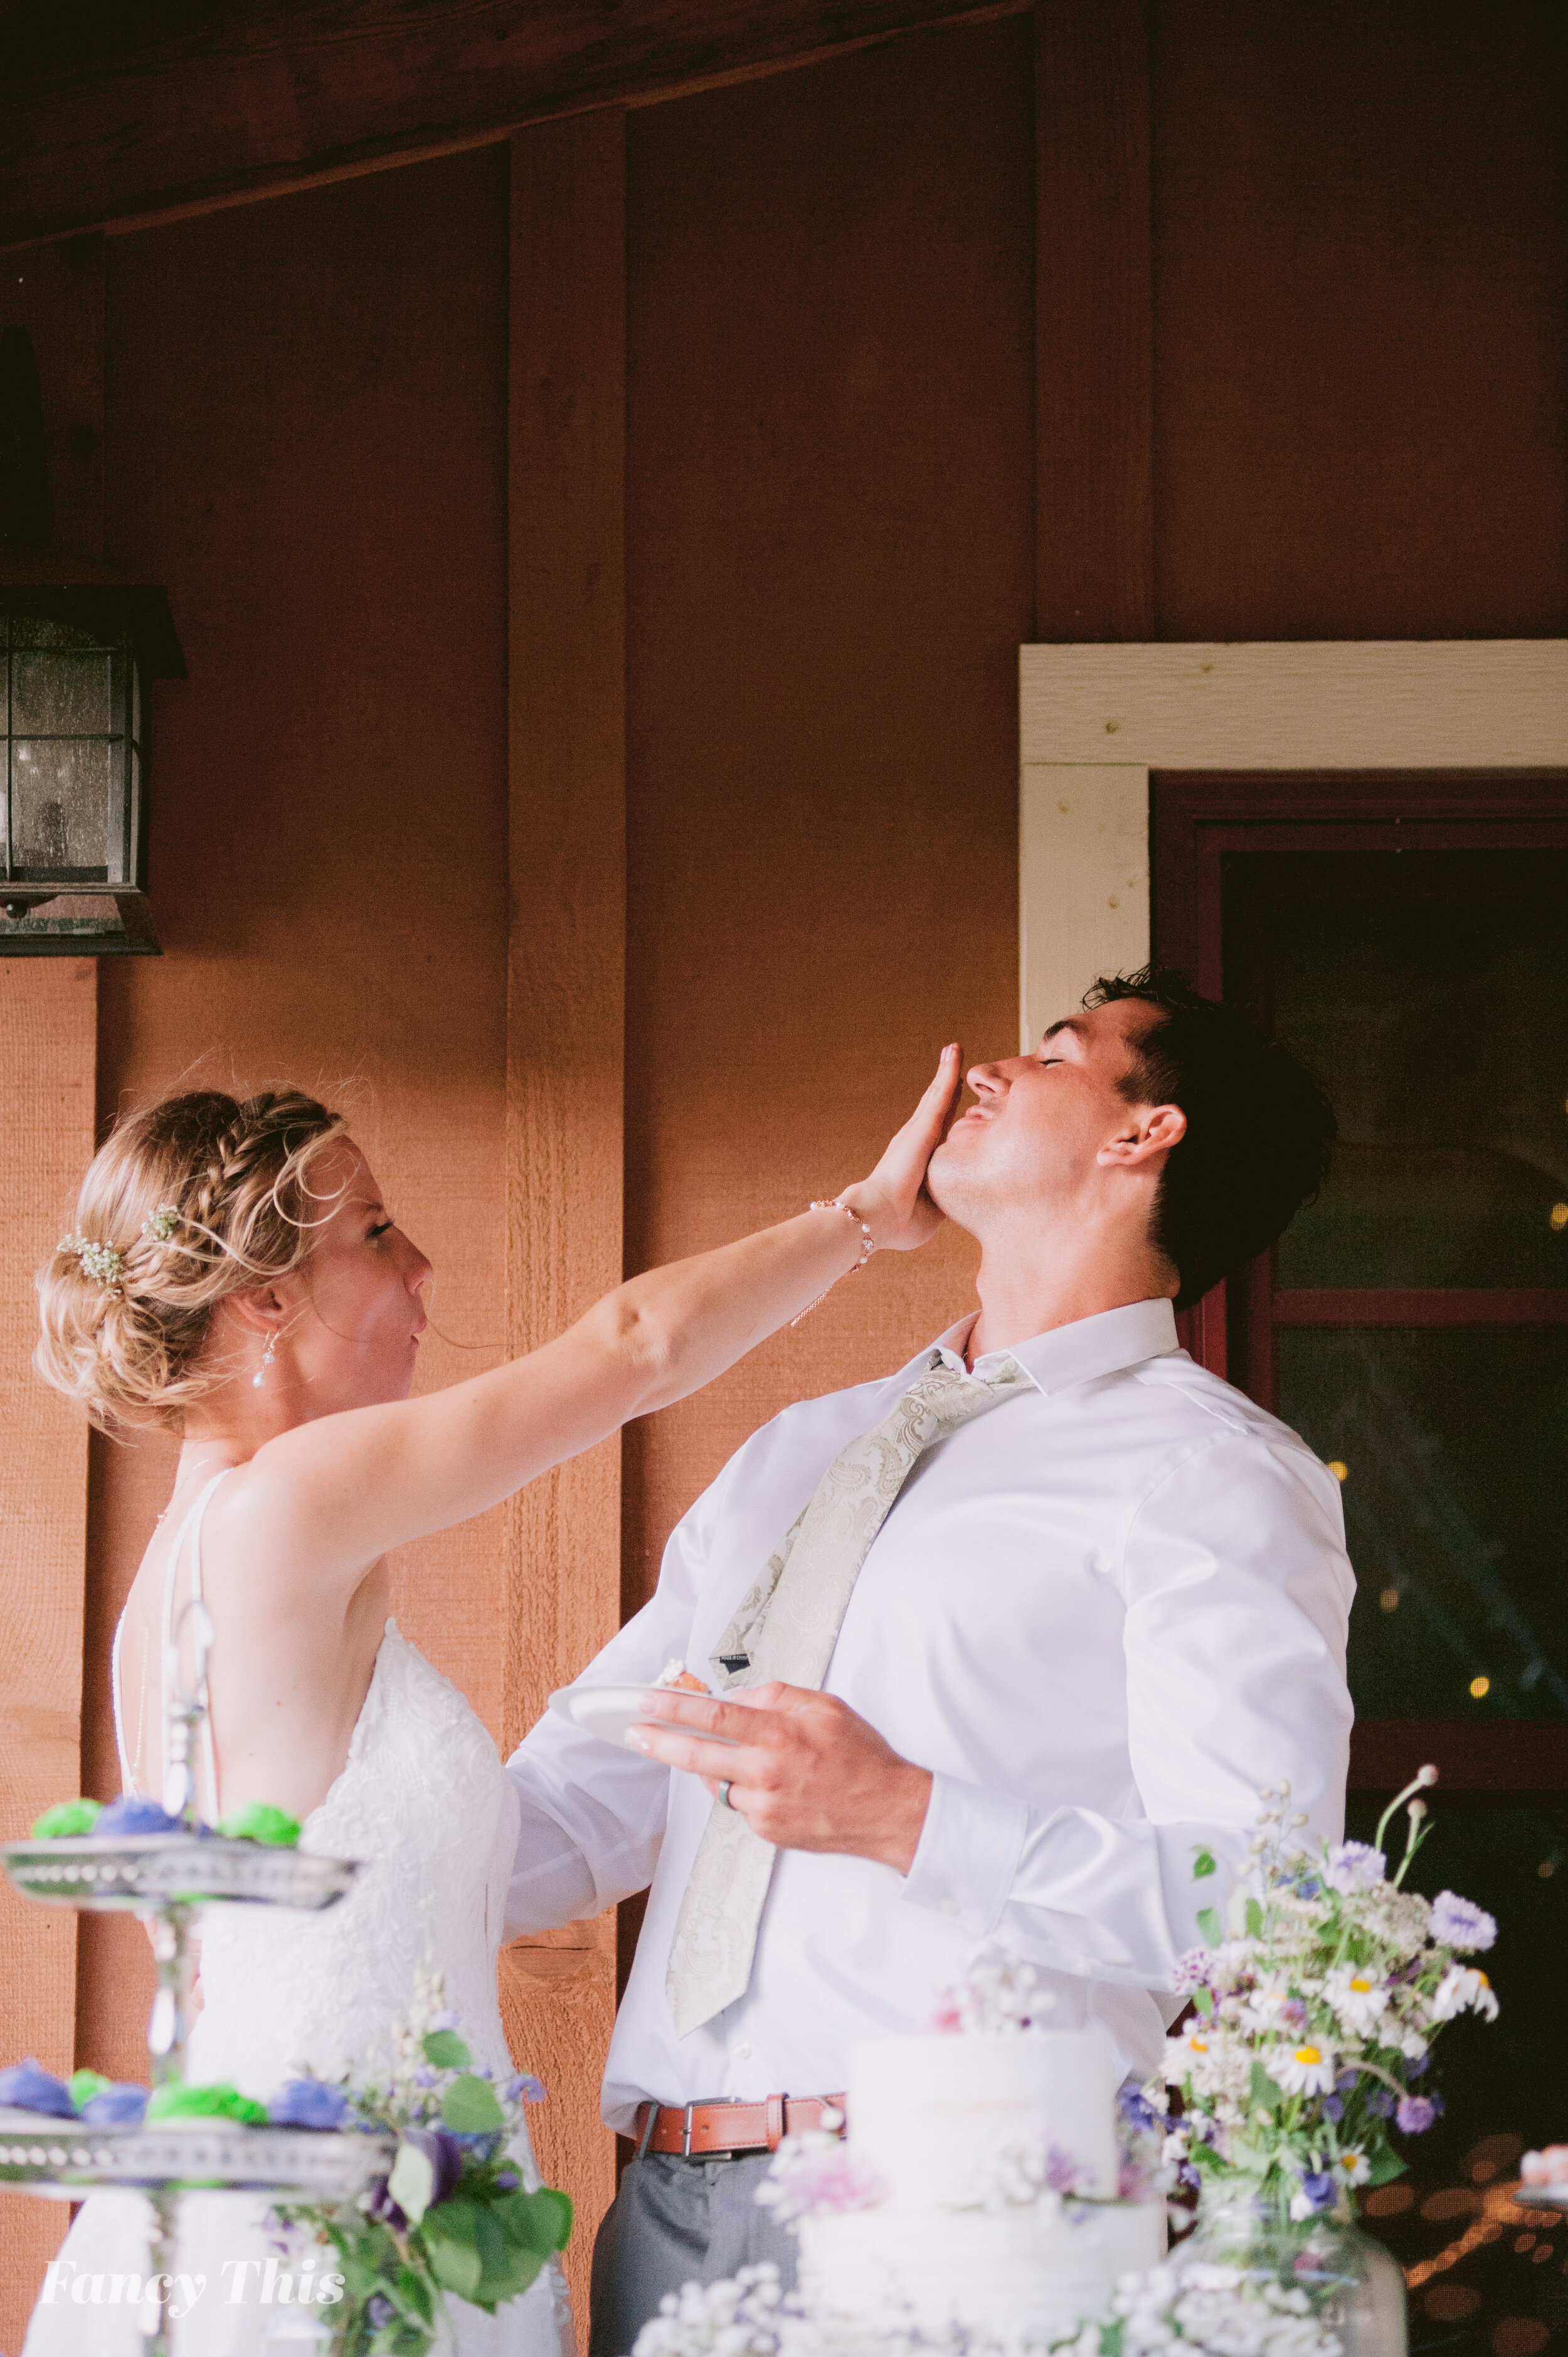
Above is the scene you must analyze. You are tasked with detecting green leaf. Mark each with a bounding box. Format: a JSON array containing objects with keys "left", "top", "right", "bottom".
[
  {"left": 1192, "top": 1985, "right": 1214, "bottom": 2018},
  {"left": 396, "top": 2265, "right": 435, "bottom": 2324},
  {"left": 1197, "top": 1906, "right": 1222, "bottom": 1947},
  {"left": 1249, "top": 2062, "right": 1282, "bottom": 2112},
  {"left": 1365, "top": 2147, "right": 1409, "bottom": 2188},
  {"left": 440, "top": 2073, "right": 506, "bottom": 2134},
  {"left": 1192, "top": 1847, "right": 1217, "bottom": 1881},
  {"left": 1245, "top": 1898, "right": 1264, "bottom": 1939},
  {"left": 496, "top": 2186, "right": 574, "bottom": 2257},
  {"left": 421, "top": 2029, "right": 471, "bottom": 2071},
  {"left": 420, "top": 2200, "right": 485, "bottom": 2301}
]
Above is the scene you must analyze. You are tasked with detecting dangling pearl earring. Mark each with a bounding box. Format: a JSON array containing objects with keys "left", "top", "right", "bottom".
[{"left": 252, "top": 1334, "right": 277, "bottom": 1391}]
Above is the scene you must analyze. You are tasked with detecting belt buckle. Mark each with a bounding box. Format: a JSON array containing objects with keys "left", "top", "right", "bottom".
[{"left": 681, "top": 2100, "right": 697, "bottom": 2159}]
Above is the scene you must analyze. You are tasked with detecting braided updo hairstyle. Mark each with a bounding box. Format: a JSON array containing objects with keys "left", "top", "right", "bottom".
[{"left": 36, "top": 1090, "right": 348, "bottom": 1433}]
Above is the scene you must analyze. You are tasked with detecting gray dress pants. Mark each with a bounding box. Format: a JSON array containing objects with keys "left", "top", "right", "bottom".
[{"left": 588, "top": 2153, "right": 801, "bottom": 2357}]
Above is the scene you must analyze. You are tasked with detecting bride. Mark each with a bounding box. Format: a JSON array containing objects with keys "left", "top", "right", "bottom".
[{"left": 24, "top": 1054, "right": 958, "bottom": 2354}]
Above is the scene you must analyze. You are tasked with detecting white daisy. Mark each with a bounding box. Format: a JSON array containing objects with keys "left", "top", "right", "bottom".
[
  {"left": 1324, "top": 1964, "right": 1389, "bottom": 2033},
  {"left": 1266, "top": 2040, "right": 1339, "bottom": 2097},
  {"left": 1430, "top": 1965, "right": 1499, "bottom": 2023},
  {"left": 1335, "top": 2149, "right": 1371, "bottom": 2186}
]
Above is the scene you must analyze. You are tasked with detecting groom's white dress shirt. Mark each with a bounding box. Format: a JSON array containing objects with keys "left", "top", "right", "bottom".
[{"left": 502, "top": 1299, "right": 1354, "bottom": 2127}]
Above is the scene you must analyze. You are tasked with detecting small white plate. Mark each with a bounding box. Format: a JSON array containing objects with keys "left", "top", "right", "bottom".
[{"left": 548, "top": 1683, "right": 740, "bottom": 1750}]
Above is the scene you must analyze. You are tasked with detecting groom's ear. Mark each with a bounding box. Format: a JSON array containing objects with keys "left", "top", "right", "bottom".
[{"left": 1097, "top": 1102, "right": 1185, "bottom": 1168}]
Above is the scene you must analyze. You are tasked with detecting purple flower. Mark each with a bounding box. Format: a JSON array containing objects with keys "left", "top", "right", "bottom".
[
  {"left": 1397, "top": 2096, "right": 1436, "bottom": 2134},
  {"left": 269, "top": 2078, "right": 349, "bottom": 2131},
  {"left": 496, "top": 2170, "right": 521, "bottom": 2191},
  {"left": 0, "top": 2060, "right": 75, "bottom": 2118},
  {"left": 1043, "top": 2145, "right": 1086, "bottom": 2196},
  {"left": 1324, "top": 1841, "right": 1385, "bottom": 1895},
  {"left": 366, "top": 2295, "right": 395, "bottom": 2328},
  {"left": 1117, "top": 2083, "right": 1162, "bottom": 2136},
  {"left": 79, "top": 2083, "right": 149, "bottom": 2127},
  {"left": 1291, "top": 1874, "right": 1323, "bottom": 1900},
  {"left": 1367, "top": 2087, "right": 1396, "bottom": 2119},
  {"left": 504, "top": 2073, "right": 546, "bottom": 2104},
  {"left": 1335, "top": 2070, "right": 1360, "bottom": 2093},
  {"left": 1406, "top": 2050, "right": 1430, "bottom": 2078},
  {"left": 1298, "top": 2171, "right": 1337, "bottom": 2212},
  {"left": 1171, "top": 1949, "right": 1214, "bottom": 1998},
  {"left": 1429, "top": 1891, "right": 1497, "bottom": 1954},
  {"left": 1322, "top": 2095, "right": 1345, "bottom": 2123},
  {"left": 401, "top": 2125, "right": 465, "bottom": 2208},
  {"left": 367, "top": 2178, "right": 410, "bottom": 2233},
  {"left": 413, "top": 2068, "right": 437, "bottom": 2088},
  {"left": 430, "top": 2009, "right": 461, "bottom": 2032}
]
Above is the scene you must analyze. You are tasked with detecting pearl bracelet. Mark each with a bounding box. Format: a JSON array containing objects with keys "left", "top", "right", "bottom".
[{"left": 791, "top": 1198, "right": 877, "bottom": 1326}]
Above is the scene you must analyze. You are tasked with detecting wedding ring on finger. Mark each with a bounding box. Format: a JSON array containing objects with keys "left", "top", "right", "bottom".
[{"left": 718, "top": 1779, "right": 736, "bottom": 1810}]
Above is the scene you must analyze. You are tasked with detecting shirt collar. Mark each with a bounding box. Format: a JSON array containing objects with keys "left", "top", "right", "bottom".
[{"left": 924, "top": 1297, "right": 1180, "bottom": 1397}]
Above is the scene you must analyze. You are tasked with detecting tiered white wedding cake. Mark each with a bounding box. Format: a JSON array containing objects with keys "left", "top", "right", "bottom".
[{"left": 790, "top": 1988, "right": 1165, "bottom": 2345}]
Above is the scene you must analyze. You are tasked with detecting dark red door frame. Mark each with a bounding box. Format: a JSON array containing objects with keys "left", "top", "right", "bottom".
[{"left": 1150, "top": 769, "right": 1568, "bottom": 1790}]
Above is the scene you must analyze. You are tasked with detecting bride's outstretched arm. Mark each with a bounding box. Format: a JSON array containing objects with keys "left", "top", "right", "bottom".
[{"left": 251, "top": 1046, "right": 961, "bottom": 1580}]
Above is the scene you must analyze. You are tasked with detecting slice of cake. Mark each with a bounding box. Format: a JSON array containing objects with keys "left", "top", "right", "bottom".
[{"left": 784, "top": 1961, "right": 1165, "bottom": 2346}]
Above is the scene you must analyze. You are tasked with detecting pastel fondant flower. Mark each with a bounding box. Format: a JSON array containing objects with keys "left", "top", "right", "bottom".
[
  {"left": 78, "top": 2083, "right": 149, "bottom": 2127},
  {"left": 269, "top": 2078, "right": 349, "bottom": 2130},
  {"left": 96, "top": 1796, "right": 183, "bottom": 1838}
]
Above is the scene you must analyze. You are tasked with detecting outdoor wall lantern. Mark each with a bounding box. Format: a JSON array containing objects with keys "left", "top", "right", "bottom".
[{"left": 1, "top": 326, "right": 185, "bottom": 956}]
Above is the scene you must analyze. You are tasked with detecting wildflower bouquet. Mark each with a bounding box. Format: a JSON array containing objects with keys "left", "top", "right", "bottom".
[
  {"left": 1153, "top": 1768, "right": 1499, "bottom": 2227},
  {"left": 272, "top": 1966, "right": 571, "bottom": 2356},
  {"left": 630, "top": 2258, "right": 1346, "bottom": 2357}
]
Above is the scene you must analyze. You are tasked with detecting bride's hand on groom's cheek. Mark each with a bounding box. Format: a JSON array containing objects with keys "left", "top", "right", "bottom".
[{"left": 626, "top": 1684, "right": 934, "bottom": 1877}]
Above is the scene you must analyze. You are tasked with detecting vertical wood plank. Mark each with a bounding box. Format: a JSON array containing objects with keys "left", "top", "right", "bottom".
[
  {"left": 1034, "top": 0, "right": 1154, "bottom": 638},
  {"left": 504, "top": 109, "right": 627, "bottom": 2331},
  {"left": 0, "top": 960, "right": 96, "bottom": 2352}
]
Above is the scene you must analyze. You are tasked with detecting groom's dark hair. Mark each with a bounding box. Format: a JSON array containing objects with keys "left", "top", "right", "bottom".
[{"left": 1083, "top": 966, "right": 1336, "bottom": 1312}]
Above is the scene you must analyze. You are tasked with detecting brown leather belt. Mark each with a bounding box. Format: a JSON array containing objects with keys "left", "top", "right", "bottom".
[{"left": 633, "top": 2094, "right": 847, "bottom": 2157}]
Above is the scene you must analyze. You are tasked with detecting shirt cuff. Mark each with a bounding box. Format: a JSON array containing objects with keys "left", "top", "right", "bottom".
[{"left": 899, "top": 1771, "right": 1028, "bottom": 1938}]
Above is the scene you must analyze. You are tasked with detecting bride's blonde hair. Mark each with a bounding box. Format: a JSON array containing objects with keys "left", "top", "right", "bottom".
[{"left": 36, "top": 1088, "right": 347, "bottom": 1434}]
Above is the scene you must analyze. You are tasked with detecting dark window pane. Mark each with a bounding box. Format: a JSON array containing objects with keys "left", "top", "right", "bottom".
[
  {"left": 1259, "top": 854, "right": 1568, "bottom": 1289},
  {"left": 1278, "top": 1327, "right": 1568, "bottom": 1722},
  {"left": 11, "top": 737, "right": 115, "bottom": 878}
]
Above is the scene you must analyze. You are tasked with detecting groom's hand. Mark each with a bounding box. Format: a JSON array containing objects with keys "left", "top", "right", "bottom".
[{"left": 627, "top": 1683, "right": 933, "bottom": 1875}]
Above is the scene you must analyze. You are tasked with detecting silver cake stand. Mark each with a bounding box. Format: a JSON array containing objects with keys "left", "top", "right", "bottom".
[{"left": 0, "top": 1602, "right": 388, "bottom": 2351}]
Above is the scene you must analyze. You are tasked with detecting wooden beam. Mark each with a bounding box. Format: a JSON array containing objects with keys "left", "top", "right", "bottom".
[
  {"left": 0, "top": 961, "right": 96, "bottom": 2353},
  {"left": 501, "top": 109, "right": 627, "bottom": 2331},
  {"left": 1034, "top": 0, "right": 1153, "bottom": 639},
  {"left": 1, "top": 0, "right": 1024, "bottom": 248}
]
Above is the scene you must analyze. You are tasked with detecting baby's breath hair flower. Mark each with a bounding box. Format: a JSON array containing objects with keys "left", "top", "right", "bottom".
[
  {"left": 57, "top": 1233, "right": 125, "bottom": 1291},
  {"left": 142, "top": 1203, "right": 182, "bottom": 1242}
]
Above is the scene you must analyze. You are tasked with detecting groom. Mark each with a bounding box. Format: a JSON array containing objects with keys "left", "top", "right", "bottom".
[{"left": 503, "top": 966, "right": 1353, "bottom": 2357}]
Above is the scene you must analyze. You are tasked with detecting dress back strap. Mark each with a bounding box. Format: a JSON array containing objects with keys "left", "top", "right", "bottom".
[{"left": 158, "top": 1470, "right": 233, "bottom": 1821}]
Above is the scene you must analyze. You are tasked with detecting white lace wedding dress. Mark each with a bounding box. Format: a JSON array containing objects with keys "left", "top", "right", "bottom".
[{"left": 26, "top": 1474, "right": 575, "bottom": 2356}]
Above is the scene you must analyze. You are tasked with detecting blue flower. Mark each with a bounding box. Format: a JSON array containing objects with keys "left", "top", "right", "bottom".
[
  {"left": 1406, "top": 2050, "right": 1430, "bottom": 2079},
  {"left": 366, "top": 2294, "right": 395, "bottom": 2328},
  {"left": 1397, "top": 2095, "right": 1436, "bottom": 2134},
  {"left": 413, "top": 2068, "right": 437, "bottom": 2089},
  {"left": 1367, "top": 2087, "right": 1396, "bottom": 2118},
  {"left": 95, "top": 1795, "right": 186, "bottom": 1838},
  {"left": 268, "top": 2078, "right": 349, "bottom": 2131},
  {"left": 1322, "top": 2096, "right": 1345, "bottom": 2123},
  {"left": 0, "top": 2059, "right": 75, "bottom": 2117},
  {"left": 496, "top": 2170, "right": 521, "bottom": 2190},
  {"left": 1429, "top": 1891, "right": 1497, "bottom": 1954},
  {"left": 1298, "top": 2171, "right": 1337, "bottom": 2211},
  {"left": 78, "top": 2083, "right": 149, "bottom": 2127},
  {"left": 503, "top": 2072, "right": 547, "bottom": 2103}
]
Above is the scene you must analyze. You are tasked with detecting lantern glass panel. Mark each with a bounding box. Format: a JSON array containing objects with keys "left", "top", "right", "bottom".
[
  {"left": 3, "top": 615, "right": 134, "bottom": 885},
  {"left": 11, "top": 738, "right": 114, "bottom": 874}
]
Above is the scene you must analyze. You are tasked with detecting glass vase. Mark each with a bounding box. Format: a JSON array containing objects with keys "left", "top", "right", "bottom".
[{"left": 1181, "top": 2189, "right": 1408, "bottom": 2357}]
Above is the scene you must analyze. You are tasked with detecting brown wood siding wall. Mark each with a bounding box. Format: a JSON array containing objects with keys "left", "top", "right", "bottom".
[{"left": 0, "top": 0, "right": 1562, "bottom": 2340}]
